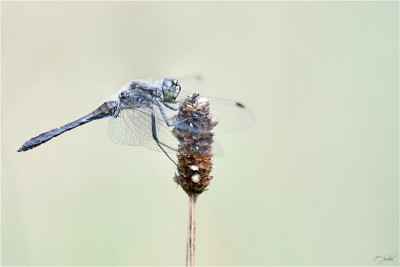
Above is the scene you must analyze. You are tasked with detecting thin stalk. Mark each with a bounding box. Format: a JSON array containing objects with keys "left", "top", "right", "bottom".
[
  {"left": 173, "top": 95, "right": 216, "bottom": 266},
  {"left": 186, "top": 195, "right": 197, "bottom": 267}
]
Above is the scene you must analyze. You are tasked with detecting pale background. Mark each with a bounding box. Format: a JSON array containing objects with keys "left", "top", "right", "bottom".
[{"left": 2, "top": 1, "right": 398, "bottom": 266}]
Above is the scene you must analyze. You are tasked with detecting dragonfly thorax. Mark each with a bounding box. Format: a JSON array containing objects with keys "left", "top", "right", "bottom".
[{"left": 162, "top": 77, "right": 181, "bottom": 102}]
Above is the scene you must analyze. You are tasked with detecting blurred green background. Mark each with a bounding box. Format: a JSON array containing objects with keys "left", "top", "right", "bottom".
[{"left": 2, "top": 1, "right": 398, "bottom": 266}]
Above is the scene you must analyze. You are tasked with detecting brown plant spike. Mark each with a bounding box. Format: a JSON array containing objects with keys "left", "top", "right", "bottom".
[{"left": 173, "top": 93, "right": 218, "bottom": 197}]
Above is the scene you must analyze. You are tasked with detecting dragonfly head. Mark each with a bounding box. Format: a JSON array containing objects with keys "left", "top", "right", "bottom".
[{"left": 162, "top": 77, "right": 181, "bottom": 102}]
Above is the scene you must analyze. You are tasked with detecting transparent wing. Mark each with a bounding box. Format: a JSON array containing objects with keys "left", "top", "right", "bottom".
[
  {"left": 207, "top": 96, "right": 254, "bottom": 133},
  {"left": 107, "top": 107, "right": 179, "bottom": 154},
  {"left": 175, "top": 91, "right": 254, "bottom": 134},
  {"left": 177, "top": 75, "right": 205, "bottom": 93}
]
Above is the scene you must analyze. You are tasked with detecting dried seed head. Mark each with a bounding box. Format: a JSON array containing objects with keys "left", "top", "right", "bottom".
[{"left": 173, "top": 94, "right": 218, "bottom": 197}]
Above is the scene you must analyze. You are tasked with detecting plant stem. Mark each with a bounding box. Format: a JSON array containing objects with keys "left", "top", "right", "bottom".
[{"left": 186, "top": 195, "right": 197, "bottom": 267}]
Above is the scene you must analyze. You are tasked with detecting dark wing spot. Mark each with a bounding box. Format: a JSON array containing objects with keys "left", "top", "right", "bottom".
[{"left": 236, "top": 102, "right": 245, "bottom": 108}]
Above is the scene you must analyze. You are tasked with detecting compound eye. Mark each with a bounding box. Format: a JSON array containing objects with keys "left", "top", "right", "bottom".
[{"left": 163, "top": 78, "right": 173, "bottom": 89}]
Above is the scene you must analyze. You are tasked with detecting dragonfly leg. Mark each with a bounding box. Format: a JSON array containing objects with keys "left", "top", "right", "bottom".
[
  {"left": 161, "top": 101, "right": 180, "bottom": 111},
  {"left": 158, "top": 141, "right": 178, "bottom": 153},
  {"left": 155, "top": 98, "right": 196, "bottom": 127},
  {"left": 162, "top": 95, "right": 191, "bottom": 111},
  {"left": 151, "top": 107, "right": 178, "bottom": 166}
]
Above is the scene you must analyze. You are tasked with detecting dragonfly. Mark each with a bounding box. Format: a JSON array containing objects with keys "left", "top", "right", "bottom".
[{"left": 17, "top": 77, "right": 253, "bottom": 164}]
